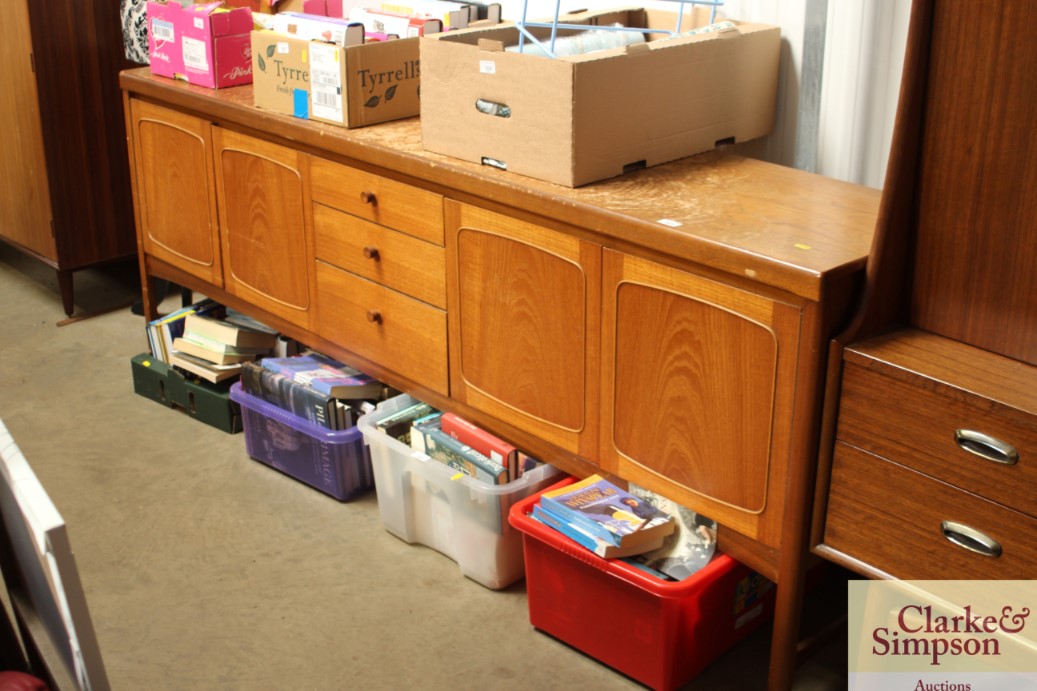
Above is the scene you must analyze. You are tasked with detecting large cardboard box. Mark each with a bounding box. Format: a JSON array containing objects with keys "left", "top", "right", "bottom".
[
  {"left": 420, "top": 8, "right": 780, "bottom": 187},
  {"left": 251, "top": 29, "right": 422, "bottom": 128},
  {"left": 147, "top": 1, "right": 254, "bottom": 88}
]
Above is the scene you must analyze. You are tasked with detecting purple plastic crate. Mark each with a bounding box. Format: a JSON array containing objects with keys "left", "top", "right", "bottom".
[{"left": 229, "top": 382, "right": 373, "bottom": 501}]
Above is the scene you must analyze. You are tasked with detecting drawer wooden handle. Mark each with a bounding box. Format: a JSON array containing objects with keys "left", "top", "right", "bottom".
[
  {"left": 940, "top": 521, "right": 1002, "bottom": 558},
  {"left": 366, "top": 310, "right": 382, "bottom": 325},
  {"left": 954, "top": 429, "right": 1019, "bottom": 465},
  {"left": 360, "top": 190, "right": 377, "bottom": 206},
  {"left": 362, "top": 246, "right": 380, "bottom": 261}
]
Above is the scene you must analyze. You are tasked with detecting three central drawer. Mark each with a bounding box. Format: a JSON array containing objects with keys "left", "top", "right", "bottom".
[{"left": 310, "top": 156, "right": 448, "bottom": 395}]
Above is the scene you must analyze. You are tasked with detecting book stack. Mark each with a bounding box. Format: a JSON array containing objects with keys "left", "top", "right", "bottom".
[
  {"left": 373, "top": 402, "right": 542, "bottom": 485},
  {"left": 533, "top": 474, "right": 677, "bottom": 559},
  {"left": 239, "top": 352, "right": 391, "bottom": 430},
  {"left": 168, "top": 313, "right": 279, "bottom": 384},
  {"left": 146, "top": 298, "right": 226, "bottom": 364}
]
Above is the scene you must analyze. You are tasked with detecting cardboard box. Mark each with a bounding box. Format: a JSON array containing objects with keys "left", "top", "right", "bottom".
[
  {"left": 251, "top": 29, "right": 423, "bottom": 127},
  {"left": 420, "top": 7, "right": 780, "bottom": 187},
  {"left": 147, "top": 1, "right": 254, "bottom": 88}
]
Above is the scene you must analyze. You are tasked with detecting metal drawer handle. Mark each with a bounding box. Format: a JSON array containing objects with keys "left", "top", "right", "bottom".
[
  {"left": 363, "top": 246, "right": 380, "bottom": 261},
  {"left": 366, "top": 310, "right": 382, "bottom": 325},
  {"left": 954, "top": 429, "right": 1019, "bottom": 465},
  {"left": 360, "top": 190, "right": 377, "bottom": 206},
  {"left": 940, "top": 521, "right": 1002, "bottom": 558}
]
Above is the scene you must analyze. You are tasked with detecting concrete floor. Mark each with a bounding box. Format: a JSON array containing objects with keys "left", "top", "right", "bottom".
[{"left": 0, "top": 243, "right": 849, "bottom": 690}]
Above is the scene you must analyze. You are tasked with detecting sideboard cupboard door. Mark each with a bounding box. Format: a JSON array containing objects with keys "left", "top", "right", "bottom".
[
  {"left": 212, "top": 127, "right": 315, "bottom": 330},
  {"left": 445, "top": 201, "right": 600, "bottom": 459},
  {"left": 600, "top": 249, "right": 802, "bottom": 546},
  {"left": 129, "top": 99, "right": 222, "bottom": 287}
]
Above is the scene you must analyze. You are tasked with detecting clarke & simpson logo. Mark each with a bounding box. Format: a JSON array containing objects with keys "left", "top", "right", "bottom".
[
  {"left": 849, "top": 581, "right": 1037, "bottom": 691},
  {"left": 871, "top": 603, "right": 1030, "bottom": 666}
]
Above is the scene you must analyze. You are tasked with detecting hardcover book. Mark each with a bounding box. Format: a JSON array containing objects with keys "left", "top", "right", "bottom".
[
  {"left": 168, "top": 351, "right": 243, "bottom": 384},
  {"left": 172, "top": 337, "right": 258, "bottom": 365},
  {"left": 240, "top": 361, "right": 340, "bottom": 430},
  {"left": 440, "top": 412, "right": 517, "bottom": 479},
  {"left": 260, "top": 354, "right": 385, "bottom": 400},
  {"left": 183, "top": 312, "right": 279, "bottom": 350},
  {"left": 411, "top": 419, "right": 508, "bottom": 485},
  {"left": 538, "top": 474, "right": 676, "bottom": 551}
]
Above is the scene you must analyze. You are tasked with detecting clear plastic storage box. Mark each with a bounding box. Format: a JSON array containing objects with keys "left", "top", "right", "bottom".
[{"left": 358, "top": 394, "right": 560, "bottom": 589}]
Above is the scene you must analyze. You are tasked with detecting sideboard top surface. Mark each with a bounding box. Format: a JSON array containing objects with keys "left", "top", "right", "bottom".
[{"left": 121, "top": 67, "right": 878, "bottom": 301}]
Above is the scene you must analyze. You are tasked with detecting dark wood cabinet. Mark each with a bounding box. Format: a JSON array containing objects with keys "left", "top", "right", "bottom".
[
  {"left": 0, "top": 0, "right": 137, "bottom": 316},
  {"left": 815, "top": 0, "right": 1037, "bottom": 580}
]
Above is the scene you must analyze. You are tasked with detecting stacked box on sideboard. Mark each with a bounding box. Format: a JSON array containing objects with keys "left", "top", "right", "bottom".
[
  {"left": 420, "top": 7, "right": 781, "bottom": 187},
  {"left": 146, "top": 1, "right": 254, "bottom": 88},
  {"left": 229, "top": 383, "right": 374, "bottom": 501},
  {"left": 250, "top": 14, "right": 436, "bottom": 128},
  {"left": 509, "top": 477, "right": 778, "bottom": 690},
  {"left": 357, "top": 394, "right": 561, "bottom": 589}
]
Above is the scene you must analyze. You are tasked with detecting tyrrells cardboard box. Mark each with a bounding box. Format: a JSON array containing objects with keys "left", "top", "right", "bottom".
[
  {"left": 250, "top": 25, "right": 430, "bottom": 128},
  {"left": 420, "top": 7, "right": 780, "bottom": 187}
]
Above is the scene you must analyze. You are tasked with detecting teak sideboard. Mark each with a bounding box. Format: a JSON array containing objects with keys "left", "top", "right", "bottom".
[{"left": 120, "top": 66, "right": 879, "bottom": 690}]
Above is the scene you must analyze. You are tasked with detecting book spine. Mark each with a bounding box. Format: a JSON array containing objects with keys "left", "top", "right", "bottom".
[
  {"left": 531, "top": 504, "right": 601, "bottom": 554},
  {"left": 538, "top": 496, "right": 622, "bottom": 546},
  {"left": 414, "top": 423, "right": 507, "bottom": 485},
  {"left": 440, "top": 412, "right": 517, "bottom": 478},
  {"left": 241, "top": 362, "right": 336, "bottom": 429}
]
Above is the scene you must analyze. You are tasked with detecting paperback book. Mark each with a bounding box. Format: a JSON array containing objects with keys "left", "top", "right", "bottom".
[
  {"left": 440, "top": 412, "right": 518, "bottom": 480},
  {"left": 531, "top": 504, "right": 668, "bottom": 559},
  {"left": 261, "top": 353, "right": 385, "bottom": 400},
  {"left": 146, "top": 298, "right": 224, "bottom": 364},
  {"left": 538, "top": 475, "right": 676, "bottom": 553}
]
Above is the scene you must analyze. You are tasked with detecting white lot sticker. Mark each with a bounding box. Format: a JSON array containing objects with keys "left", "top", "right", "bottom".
[
  {"left": 310, "top": 43, "right": 343, "bottom": 124},
  {"left": 658, "top": 218, "right": 682, "bottom": 227},
  {"left": 182, "top": 36, "right": 208, "bottom": 72},
  {"left": 479, "top": 60, "right": 496, "bottom": 74}
]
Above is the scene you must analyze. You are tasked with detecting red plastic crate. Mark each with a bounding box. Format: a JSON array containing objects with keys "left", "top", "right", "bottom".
[{"left": 508, "top": 477, "right": 776, "bottom": 691}]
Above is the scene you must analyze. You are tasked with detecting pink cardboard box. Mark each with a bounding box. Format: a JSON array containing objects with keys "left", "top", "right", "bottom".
[{"left": 147, "top": 1, "right": 254, "bottom": 88}]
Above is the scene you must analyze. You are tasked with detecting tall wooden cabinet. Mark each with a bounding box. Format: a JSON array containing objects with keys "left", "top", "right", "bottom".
[
  {"left": 815, "top": 0, "right": 1037, "bottom": 580},
  {"left": 0, "top": 0, "right": 136, "bottom": 316}
]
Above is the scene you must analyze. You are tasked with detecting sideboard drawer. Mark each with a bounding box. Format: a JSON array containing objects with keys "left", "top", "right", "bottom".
[
  {"left": 314, "top": 203, "right": 446, "bottom": 309},
  {"left": 310, "top": 156, "right": 444, "bottom": 245},
  {"left": 316, "top": 260, "right": 448, "bottom": 395},
  {"left": 838, "top": 344, "right": 1037, "bottom": 517},
  {"left": 824, "top": 442, "right": 1037, "bottom": 579}
]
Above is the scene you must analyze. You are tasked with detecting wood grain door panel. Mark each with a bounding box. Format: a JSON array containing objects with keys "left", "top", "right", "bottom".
[
  {"left": 445, "top": 201, "right": 599, "bottom": 458},
  {"left": 131, "top": 100, "right": 221, "bottom": 286},
  {"left": 601, "top": 249, "right": 801, "bottom": 545},
  {"left": 214, "top": 127, "right": 315, "bottom": 329}
]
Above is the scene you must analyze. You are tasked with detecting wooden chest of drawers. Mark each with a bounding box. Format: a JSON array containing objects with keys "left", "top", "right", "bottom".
[
  {"left": 821, "top": 329, "right": 1037, "bottom": 578},
  {"left": 312, "top": 158, "right": 448, "bottom": 395}
]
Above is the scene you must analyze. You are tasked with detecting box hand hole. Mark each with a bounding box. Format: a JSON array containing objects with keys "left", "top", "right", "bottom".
[{"left": 475, "top": 98, "right": 511, "bottom": 118}]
